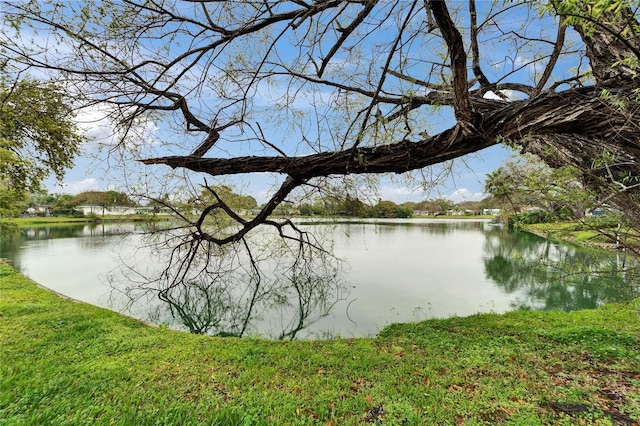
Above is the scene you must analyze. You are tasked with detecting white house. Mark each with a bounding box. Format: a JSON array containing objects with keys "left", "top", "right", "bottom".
[
  {"left": 482, "top": 208, "right": 502, "bottom": 216},
  {"left": 75, "top": 205, "right": 139, "bottom": 216}
]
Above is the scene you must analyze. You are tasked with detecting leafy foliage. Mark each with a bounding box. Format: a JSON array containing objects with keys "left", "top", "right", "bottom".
[
  {"left": 0, "top": 74, "right": 85, "bottom": 235},
  {"left": 191, "top": 185, "right": 258, "bottom": 212},
  {"left": 70, "top": 190, "right": 135, "bottom": 207},
  {"left": 367, "top": 200, "right": 409, "bottom": 218},
  {"left": 485, "top": 154, "right": 597, "bottom": 217},
  {"left": 0, "top": 185, "right": 26, "bottom": 235},
  {"left": 0, "top": 75, "right": 85, "bottom": 192}
]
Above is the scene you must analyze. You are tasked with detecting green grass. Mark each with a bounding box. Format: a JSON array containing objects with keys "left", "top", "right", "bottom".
[
  {"left": 11, "top": 217, "right": 92, "bottom": 226},
  {"left": 12, "top": 215, "right": 167, "bottom": 227},
  {"left": 1, "top": 262, "right": 639, "bottom": 425},
  {"left": 523, "top": 221, "right": 640, "bottom": 249}
]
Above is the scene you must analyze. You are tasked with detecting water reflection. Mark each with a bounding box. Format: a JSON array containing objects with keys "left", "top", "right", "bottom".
[
  {"left": 318, "top": 218, "right": 486, "bottom": 235},
  {"left": 2, "top": 220, "right": 637, "bottom": 338},
  {"left": 108, "top": 226, "right": 347, "bottom": 340},
  {"left": 483, "top": 227, "right": 638, "bottom": 311},
  {"left": 19, "top": 223, "right": 133, "bottom": 240}
]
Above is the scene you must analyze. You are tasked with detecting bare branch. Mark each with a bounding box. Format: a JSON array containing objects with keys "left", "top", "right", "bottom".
[
  {"left": 469, "top": 0, "right": 490, "bottom": 87},
  {"left": 142, "top": 84, "right": 639, "bottom": 182},
  {"left": 385, "top": 68, "right": 457, "bottom": 91},
  {"left": 317, "top": 2, "right": 375, "bottom": 77},
  {"left": 190, "top": 175, "right": 306, "bottom": 246},
  {"left": 428, "top": 0, "right": 475, "bottom": 132},
  {"left": 534, "top": 17, "right": 567, "bottom": 96}
]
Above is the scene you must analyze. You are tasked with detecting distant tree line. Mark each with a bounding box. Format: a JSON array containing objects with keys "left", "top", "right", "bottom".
[
  {"left": 23, "top": 154, "right": 599, "bottom": 222},
  {"left": 287, "top": 195, "right": 499, "bottom": 219}
]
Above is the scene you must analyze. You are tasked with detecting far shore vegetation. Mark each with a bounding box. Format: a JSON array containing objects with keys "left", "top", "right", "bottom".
[
  {"left": 11, "top": 215, "right": 167, "bottom": 227},
  {"left": 11, "top": 212, "right": 639, "bottom": 255}
]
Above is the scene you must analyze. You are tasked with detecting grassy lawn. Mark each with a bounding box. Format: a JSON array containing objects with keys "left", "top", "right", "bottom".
[
  {"left": 522, "top": 221, "right": 640, "bottom": 251},
  {"left": 1, "top": 262, "right": 639, "bottom": 425},
  {"left": 12, "top": 215, "right": 168, "bottom": 227},
  {"left": 11, "top": 217, "right": 92, "bottom": 226}
]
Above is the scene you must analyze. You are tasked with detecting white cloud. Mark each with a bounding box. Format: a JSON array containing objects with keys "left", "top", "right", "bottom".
[
  {"left": 52, "top": 178, "right": 101, "bottom": 194},
  {"left": 75, "top": 104, "right": 159, "bottom": 149},
  {"left": 378, "top": 185, "right": 426, "bottom": 203},
  {"left": 483, "top": 90, "right": 514, "bottom": 101},
  {"left": 372, "top": 184, "right": 488, "bottom": 204},
  {"left": 447, "top": 188, "right": 485, "bottom": 203},
  {"left": 75, "top": 105, "right": 120, "bottom": 147}
]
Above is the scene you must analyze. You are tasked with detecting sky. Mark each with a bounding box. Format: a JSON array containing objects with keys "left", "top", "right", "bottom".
[
  {"left": 27, "top": 1, "right": 564, "bottom": 205},
  {"left": 43, "top": 128, "right": 513, "bottom": 204}
]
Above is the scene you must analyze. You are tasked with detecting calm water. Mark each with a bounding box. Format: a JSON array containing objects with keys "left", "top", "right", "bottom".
[{"left": 1, "top": 219, "right": 637, "bottom": 339}]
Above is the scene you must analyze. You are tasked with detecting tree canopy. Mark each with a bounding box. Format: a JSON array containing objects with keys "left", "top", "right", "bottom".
[
  {"left": 2, "top": 1, "right": 637, "bottom": 231},
  {"left": 0, "top": 72, "right": 85, "bottom": 235},
  {"left": 484, "top": 154, "right": 597, "bottom": 217},
  {"left": 70, "top": 190, "right": 136, "bottom": 207},
  {"left": 0, "top": 74, "right": 85, "bottom": 193},
  {"left": 2, "top": 0, "right": 638, "bottom": 281},
  {"left": 191, "top": 185, "right": 258, "bottom": 212}
]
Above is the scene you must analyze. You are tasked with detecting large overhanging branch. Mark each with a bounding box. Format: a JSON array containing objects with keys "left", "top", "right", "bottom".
[
  {"left": 142, "top": 129, "right": 489, "bottom": 178},
  {"left": 141, "top": 84, "right": 639, "bottom": 180}
]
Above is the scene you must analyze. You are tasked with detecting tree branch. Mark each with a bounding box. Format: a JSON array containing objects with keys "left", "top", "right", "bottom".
[
  {"left": 428, "top": 0, "right": 475, "bottom": 131},
  {"left": 469, "top": 0, "right": 490, "bottom": 87},
  {"left": 141, "top": 85, "right": 639, "bottom": 179},
  {"left": 317, "top": 2, "right": 376, "bottom": 77},
  {"left": 534, "top": 17, "right": 567, "bottom": 96}
]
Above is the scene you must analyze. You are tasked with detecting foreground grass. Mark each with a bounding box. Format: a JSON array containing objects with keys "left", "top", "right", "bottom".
[{"left": 1, "top": 264, "right": 639, "bottom": 425}]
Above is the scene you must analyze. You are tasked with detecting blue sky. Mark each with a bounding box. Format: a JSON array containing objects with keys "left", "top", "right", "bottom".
[
  {"left": 26, "top": 1, "right": 576, "bottom": 205},
  {"left": 44, "top": 128, "right": 512, "bottom": 204}
]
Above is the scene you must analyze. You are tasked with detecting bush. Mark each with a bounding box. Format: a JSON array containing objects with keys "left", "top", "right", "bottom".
[
  {"left": 86, "top": 212, "right": 100, "bottom": 222},
  {"left": 585, "top": 213, "right": 621, "bottom": 229},
  {"left": 508, "top": 211, "right": 555, "bottom": 228},
  {"left": 508, "top": 207, "right": 587, "bottom": 229}
]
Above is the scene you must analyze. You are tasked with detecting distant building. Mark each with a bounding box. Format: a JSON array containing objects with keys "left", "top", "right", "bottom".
[
  {"left": 75, "top": 205, "right": 150, "bottom": 216},
  {"left": 75, "top": 205, "right": 137, "bottom": 216},
  {"left": 23, "top": 205, "right": 51, "bottom": 217},
  {"left": 482, "top": 208, "right": 501, "bottom": 216}
]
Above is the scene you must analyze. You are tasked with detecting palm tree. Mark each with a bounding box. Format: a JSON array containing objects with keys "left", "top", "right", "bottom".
[{"left": 484, "top": 168, "right": 519, "bottom": 213}]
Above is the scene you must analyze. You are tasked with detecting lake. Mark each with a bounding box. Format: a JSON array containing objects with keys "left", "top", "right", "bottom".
[{"left": 1, "top": 219, "right": 637, "bottom": 339}]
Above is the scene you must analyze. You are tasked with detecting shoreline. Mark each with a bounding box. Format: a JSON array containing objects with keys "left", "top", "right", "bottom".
[
  {"left": 520, "top": 223, "right": 639, "bottom": 254},
  {"left": 523, "top": 227, "right": 620, "bottom": 251},
  {"left": 2, "top": 262, "right": 638, "bottom": 425}
]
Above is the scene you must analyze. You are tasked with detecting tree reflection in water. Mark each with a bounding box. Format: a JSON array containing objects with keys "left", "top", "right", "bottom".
[
  {"left": 110, "top": 225, "right": 347, "bottom": 340},
  {"left": 483, "top": 226, "right": 638, "bottom": 311}
]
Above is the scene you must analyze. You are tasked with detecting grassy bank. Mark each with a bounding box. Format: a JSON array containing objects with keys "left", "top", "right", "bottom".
[
  {"left": 521, "top": 222, "right": 640, "bottom": 251},
  {"left": 12, "top": 217, "right": 91, "bottom": 226},
  {"left": 13, "top": 215, "right": 168, "bottom": 227},
  {"left": 1, "top": 263, "right": 639, "bottom": 425}
]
